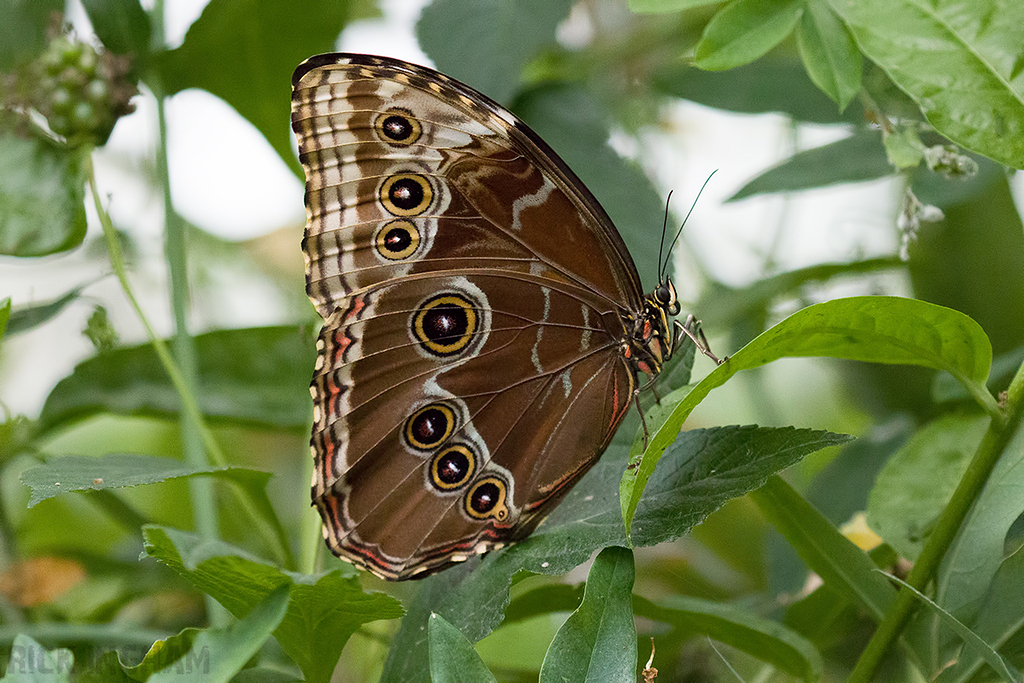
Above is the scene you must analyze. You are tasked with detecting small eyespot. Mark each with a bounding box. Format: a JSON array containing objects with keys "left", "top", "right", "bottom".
[
  {"left": 379, "top": 173, "right": 433, "bottom": 216},
  {"left": 430, "top": 444, "right": 476, "bottom": 491},
  {"left": 375, "top": 219, "right": 420, "bottom": 260},
  {"left": 374, "top": 108, "right": 421, "bottom": 146},
  {"left": 412, "top": 293, "right": 479, "bottom": 357},
  {"left": 464, "top": 477, "right": 509, "bottom": 521},
  {"left": 404, "top": 403, "right": 456, "bottom": 451}
]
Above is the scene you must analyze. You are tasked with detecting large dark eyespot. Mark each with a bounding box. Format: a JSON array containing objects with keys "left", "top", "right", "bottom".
[
  {"left": 465, "top": 477, "right": 509, "bottom": 521},
  {"left": 430, "top": 444, "right": 476, "bottom": 490},
  {"left": 375, "top": 219, "right": 420, "bottom": 260},
  {"left": 380, "top": 173, "right": 433, "bottom": 216},
  {"left": 412, "top": 293, "right": 478, "bottom": 357},
  {"left": 404, "top": 403, "right": 456, "bottom": 451},
  {"left": 374, "top": 108, "right": 421, "bottom": 146}
]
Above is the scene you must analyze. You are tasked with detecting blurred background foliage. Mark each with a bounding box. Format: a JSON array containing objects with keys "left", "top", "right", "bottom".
[{"left": 1, "top": 0, "right": 1023, "bottom": 681}]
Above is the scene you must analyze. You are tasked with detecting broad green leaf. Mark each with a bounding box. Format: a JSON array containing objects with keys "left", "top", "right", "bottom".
[
  {"left": 827, "top": 0, "right": 1024, "bottom": 169},
  {"left": 77, "top": 651, "right": 134, "bottom": 683},
  {"left": 5, "top": 285, "right": 87, "bottom": 336},
  {"left": 634, "top": 594, "right": 822, "bottom": 681},
  {"left": 122, "top": 629, "right": 199, "bottom": 680},
  {"left": 937, "top": 546, "right": 1024, "bottom": 683},
  {"left": 933, "top": 419, "right": 1024, "bottom": 621},
  {"left": 795, "top": 0, "right": 861, "bottom": 110},
  {"left": 727, "top": 129, "right": 892, "bottom": 201},
  {"left": 515, "top": 85, "right": 666, "bottom": 292},
  {"left": 147, "top": 587, "right": 289, "bottom": 683},
  {"left": 39, "top": 326, "right": 315, "bottom": 433},
  {"left": 694, "top": 0, "right": 804, "bottom": 71},
  {"left": 630, "top": 0, "right": 722, "bottom": 12},
  {"left": 889, "top": 575, "right": 1022, "bottom": 683},
  {"left": 867, "top": 413, "right": 988, "bottom": 562},
  {"left": 538, "top": 547, "right": 637, "bottom": 683},
  {"left": 379, "top": 426, "right": 846, "bottom": 682},
  {"left": 143, "top": 526, "right": 404, "bottom": 683},
  {"left": 753, "top": 477, "right": 897, "bottom": 621},
  {"left": 154, "top": 0, "right": 350, "bottom": 177},
  {"left": 80, "top": 0, "right": 151, "bottom": 57},
  {"left": 0, "top": 0, "right": 62, "bottom": 69},
  {"left": 622, "top": 297, "right": 993, "bottom": 534},
  {"left": 0, "top": 134, "right": 87, "bottom": 257},
  {"left": 417, "top": 0, "right": 574, "bottom": 105},
  {"left": 20, "top": 453, "right": 271, "bottom": 508},
  {"left": 0, "top": 634, "right": 73, "bottom": 682},
  {"left": 653, "top": 58, "right": 865, "bottom": 124},
  {"left": 428, "top": 614, "right": 498, "bottom": 683}
]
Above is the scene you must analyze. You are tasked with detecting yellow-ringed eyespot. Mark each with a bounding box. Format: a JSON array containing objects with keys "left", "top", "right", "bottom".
[
  {"left": 404, "top": 403, "right": 456, "bottom": 451},
  {"left": 375, "top": 219, "right": 420, "bottom": 260},
  {"left": 380, "top": 173, "right": 433, "bottom": 216},
  {"left": 429, "top": 444, "right": 476, "bottom": 491},
  {"left": 412, "top": 293, "right": 478, "bottom": 357},
  {"left": 374, "top": 108, "right": 421, "bottom": 146},
  {"left": 465, "top": 477, "right": 509, "bottom": 521}
]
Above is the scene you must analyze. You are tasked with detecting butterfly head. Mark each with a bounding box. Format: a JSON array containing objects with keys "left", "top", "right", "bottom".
[{"left": 628, "top": 278, "right": 680, "bottom": 377}]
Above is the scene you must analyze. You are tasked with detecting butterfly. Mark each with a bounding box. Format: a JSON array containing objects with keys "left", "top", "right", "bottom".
[{"left": 291, "top": 53, "right": 713, "bottom": 580}]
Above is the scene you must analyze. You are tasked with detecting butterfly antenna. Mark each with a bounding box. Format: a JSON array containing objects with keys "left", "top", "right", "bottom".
[
  {"left": 665, "top": 170, "right": 717, "bottom": 263},
  {"left": 657, "top": 191, "right": 674, "bottom": 282}
]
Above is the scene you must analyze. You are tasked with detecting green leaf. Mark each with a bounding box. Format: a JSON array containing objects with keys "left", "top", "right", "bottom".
[
  {"left": 653, "top": 58, "right": 865, "bottom": 124},
  {"left": 0, "top": 298, "right": 10, "bottom": 341},
  {"left": 121, "top": 628, "right": 199, "bottom": 680},
  {"left": 5, "top": 285, "right": 87, "bottom": 336},
  {"left": 0, "top": 0, "right": 62, "bottom": 70},
  {"left": 634, "top": 594, "right": 823, "bottom": 681},
  {"left": 428, "top": 613, "right": 498, "bottom": 683},
  {"left": 39, "top": 326, "right": 316, "bottom": 433},
  {"left": 727, "top": 129, "right": 893, "bottom": 201},
  {"left": 621, "top": 297, "right": 993, "bottom": 534},
  {"left": 882, "top": 126, "right": 927, "bottom": 169},
  {"left": 147, "top": 587, "right": 289, "bottom": 683},
  {"left": 154, "top": 0, "right": 350, "bottom": 178},
  {"left": 888, "top": 574, "right": 1022, "bottom": 683},
  {"left": 694, "top": 0, "right": 805, "bottom": 71},
  {"left": 79, "top": 0, "right": 151, "bottom": 57},
  {"left": 417, "top": 0, "right": 574, "bottom": 105},
  {"left": 629, "top": 0, "right": 723, "bottom": 12},
  {"left": 143, "top": 526, "right": 404, "bottom": 683},
  {"left": 827, "top": 0, "right": 1024, "bottom": 169},
  {"left": 0, "top": 634, "right": 73, "bottom": 682},
  {"left": 0, "top": 134, "right": 87, "bottom": 257},
  {"left": 515, "top": 85, "right": 666, "bottom": 292},
  {"left": 753, "top": 477, "right": 897, "bottom": 621},
  {"left": 796, "top": 0, "right": 862, "bottom": 109},
  {"left": 932, "top": 417, "right": 1024, "bottom": 621},
  {"left": 379, "top": 425, "right": 846, "bottom": 682},
  {"left": 20, "top": 453, "right": 271, "bottom": 507},
  {"left": 937, "top": 546, "right": 1024, "bottom": 683},
  {"left": 867, "top": 413, "right": 988, "bottom": 561},
  {"left": 538, "top": 547, "right": 637, "bottom": 683}
]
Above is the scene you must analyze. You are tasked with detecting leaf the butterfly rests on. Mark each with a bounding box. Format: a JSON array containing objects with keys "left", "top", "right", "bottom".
[{"left": 291, "top": 53, "right": 686, "bottom": 580}]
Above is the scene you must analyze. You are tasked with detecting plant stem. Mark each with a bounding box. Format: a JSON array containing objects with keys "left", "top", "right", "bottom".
[{"left": 849, "top": 361, "right": 1024, "bottom": 681}]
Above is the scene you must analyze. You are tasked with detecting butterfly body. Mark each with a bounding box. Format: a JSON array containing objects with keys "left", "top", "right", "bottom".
[{"left": 292, "top": 53, "right": 680, "bottom": 580}]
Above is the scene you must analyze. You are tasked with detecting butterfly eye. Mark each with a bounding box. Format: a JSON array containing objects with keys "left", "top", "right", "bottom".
[
  {"left": 380, "top": 173, "right": 434, "bottom": 216},
  {"left": 374, "top": 108, "right": 421, "bottom": 146},
  {"left": 404, "top": 403, "right": 456, "bottom": 451},
  {"left": 430, "top": 444, "right": 476, "bottom": 490},
  {"left": 465, "top": 477, "right": 509, "bottom": 521}
]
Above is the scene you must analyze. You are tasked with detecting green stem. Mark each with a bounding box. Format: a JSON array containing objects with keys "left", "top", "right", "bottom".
[{"left": 849, "top": 361, "right": 1024, "bottom": 681}]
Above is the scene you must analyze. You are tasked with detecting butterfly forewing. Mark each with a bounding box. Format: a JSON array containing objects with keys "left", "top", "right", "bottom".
[{"left": 293, "top": 53, "right": 651, "bottom": 579}]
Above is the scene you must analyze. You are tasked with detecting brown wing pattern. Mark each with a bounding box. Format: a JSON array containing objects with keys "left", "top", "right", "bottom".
[{"left": 292, "top": 53, "right": 645, "bottom": 579}]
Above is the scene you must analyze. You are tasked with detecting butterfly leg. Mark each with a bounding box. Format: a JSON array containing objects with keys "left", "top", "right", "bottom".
[{"left": 675, "top": 314, "right": 727, "bottom": 365}]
